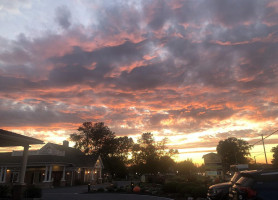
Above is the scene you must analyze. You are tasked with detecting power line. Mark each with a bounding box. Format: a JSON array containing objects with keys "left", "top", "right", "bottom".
[
  {"left": 264, "top": 129, "right": 278, "bottom": 140},
  {"left": 253, "top": 152, "right": 265, "bottom": 156},
  {"left": 250, "top": 129, "right": 278, "bottom": 164},
  {"left": 251, "top": 129, "right": 278, "bottom": 146}
]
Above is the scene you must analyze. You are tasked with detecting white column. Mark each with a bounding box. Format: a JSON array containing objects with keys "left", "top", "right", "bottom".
[
  {"left": 44, "top": 166, "right": 48, "bottom": 182},
  {"left": 19, "top": 145, "right": 29, "bottom": 184},
  {"left": 0, "top": 167, "right": 3, "bottom": 183},
  {"left": 3, "top": 167, "right": 7, "bottom": 183},
  {"left": 48, "top": 165, "right": 52, "bottom": 182},
  {"left": 61, "top": 166, "right": 66, "bottom": 181}
]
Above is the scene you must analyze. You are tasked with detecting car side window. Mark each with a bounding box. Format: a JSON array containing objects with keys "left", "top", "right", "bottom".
[
  {"left": 254, "top": 181, "right": 278, "bottom": 190},
  {"left": 236, "top": 177, "right": 254, "bottom": 187}
]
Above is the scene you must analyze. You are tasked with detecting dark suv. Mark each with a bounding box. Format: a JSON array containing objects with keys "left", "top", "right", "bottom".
[
  {"left": 229, "top": 170, "right": 278, "bottom": 200},
  {"left": 207, "top": 172, "right": 243, "bottom": 200}
]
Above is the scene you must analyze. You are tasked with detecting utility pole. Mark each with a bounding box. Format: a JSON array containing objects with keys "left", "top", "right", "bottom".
[
  {"left": 261, "top": 134, "right": 268, "bottom": 164},
  {"left": 254, "top": 156, "right": 256, "bottom": 164}
]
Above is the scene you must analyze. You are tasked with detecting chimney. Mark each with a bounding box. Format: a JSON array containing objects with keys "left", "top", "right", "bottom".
[{"left": 63, "top": 140, "right": 69, "bottom": 147}]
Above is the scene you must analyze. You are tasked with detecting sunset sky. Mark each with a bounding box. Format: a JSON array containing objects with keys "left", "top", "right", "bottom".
[{"left": 0, "top": 0, "right": 278, "bottom": 164}]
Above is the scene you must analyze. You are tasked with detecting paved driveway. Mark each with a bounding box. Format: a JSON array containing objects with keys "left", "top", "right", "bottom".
[{"left": 42, "top": 185, "right": 173, "bottom": 200}]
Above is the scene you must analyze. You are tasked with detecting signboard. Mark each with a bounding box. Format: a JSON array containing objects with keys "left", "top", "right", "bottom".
[{"left": 206, "top": 171, "right": 218, "bottom": 176}]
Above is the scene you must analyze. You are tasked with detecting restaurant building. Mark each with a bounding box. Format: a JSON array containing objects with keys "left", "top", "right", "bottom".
[{"left": 0, "top": 140, "right": 104, "bottom": 187}]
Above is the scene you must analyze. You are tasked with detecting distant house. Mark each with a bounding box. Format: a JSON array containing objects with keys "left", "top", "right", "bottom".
[
  {"left": 0, "top": 141, "right": 104, "bottom": 187},
  {"left": 202, "top": 153, "right": 223, "bottom": 181}
]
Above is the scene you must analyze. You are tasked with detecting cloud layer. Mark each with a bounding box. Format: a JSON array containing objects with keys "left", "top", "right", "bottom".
[{"left": 0, "top": 0, "right": 278, "bottom": 162}]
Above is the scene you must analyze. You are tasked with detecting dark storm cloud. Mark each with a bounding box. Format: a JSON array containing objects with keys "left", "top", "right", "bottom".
[{"left": 55, "top": 5, "right": 72, "bottom": 29}]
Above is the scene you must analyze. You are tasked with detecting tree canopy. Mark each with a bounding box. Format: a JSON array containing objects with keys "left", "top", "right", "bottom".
[
  {"left": 131, "top": 132, "right": 177, "bottom": 174},
  {"left": 70, "top": 122, "right": 178, "bottom": 177},
  {"left": 176, "top": 159, "right": 198, "bottom": 179},
  {"left": 271, "top": 145, "right": 278, "bottom": 167},
  {"left": 70, "top": 122, "right": 117, "bottom": 156},
  {"left": 216, "top": 137, "right": 252, "bottom": 170}
]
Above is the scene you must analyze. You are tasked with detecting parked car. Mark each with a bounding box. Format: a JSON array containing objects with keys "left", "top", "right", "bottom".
[
  {"left": 229, "top": 169, "right": 278, "bottom": 200},
  {"left": 207, "top": 171, "right": 244, "bottom": 200}
]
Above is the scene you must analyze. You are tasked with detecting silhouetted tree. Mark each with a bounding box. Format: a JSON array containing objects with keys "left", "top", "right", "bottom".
[
  {"left": 114, "top": 136, "right": 134, "bottom": 161},
  {"left": 131, "top": 132, "right": 178, "bottom": 174},
  {"left": 159, "top": 156, "right": 175, "bottom": 173},
  {"left": 271, "top": 145, "right": 278, "bottom": 167},
  {"left": 70, "top": 122, "right": 116, "bottom": 156},
  {"left": 176, "top": 159, "right": 197, "bottom": 179},
  {"left": 70, "top": 122, "right": 135, "bottom": 178},
  {"left": 103, "top": 156, "right": 128, "bottom": 179},
  {"left": 217, "top": 137, "right": 252, "bottom": 171},
  {"left": 102, "top": 136, "right": 134, "bottom": 178}
]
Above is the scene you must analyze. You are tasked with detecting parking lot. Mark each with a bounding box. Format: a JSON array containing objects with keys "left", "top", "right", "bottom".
[{"left": 42, "top": 185, "right": 173, "bottom": 200}]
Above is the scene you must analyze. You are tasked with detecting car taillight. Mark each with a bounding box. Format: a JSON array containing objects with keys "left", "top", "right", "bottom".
[{"left": 239, "top": 187, "right": 257, "bottom": 198}]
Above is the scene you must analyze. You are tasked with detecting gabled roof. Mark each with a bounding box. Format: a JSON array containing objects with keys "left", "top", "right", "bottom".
[
  {"left": 0, "top": 129, "right": 44, "bottom": 147},
  {"left": 0, "top": 142, "right": 101, "bottom": 168},
  {"left": 203, "top": 152, "right": 221, "bottom": 164}
]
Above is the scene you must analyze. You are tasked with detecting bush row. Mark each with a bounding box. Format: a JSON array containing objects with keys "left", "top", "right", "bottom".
[
  {"left": 0, "top": 185, "right": 42, "bottom": 198},
  {"left": 162, "top": 182, "right": 207, "bottom": 198}
]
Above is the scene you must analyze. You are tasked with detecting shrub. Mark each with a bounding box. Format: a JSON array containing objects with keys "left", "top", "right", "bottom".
[
  {"left": 190, "top": 185, "right": 207, "bottom": 198},
  {"left": 24, "top": 185, "right": 42, "bottom": 198},
  {"left": 162, "top": 182, "right": 178, "bottom": 193},
  {"left": 162, "top": 181, "right": 208, "bottom": 198},
  {"left": 97, "top": 187, "right": 104, "bottom": 192},
  {"left": 74, "top": 180, "right": 82, "bottom": 185},
  {"left": 0, "top": 185, "right": 10, "bottom": 198}
]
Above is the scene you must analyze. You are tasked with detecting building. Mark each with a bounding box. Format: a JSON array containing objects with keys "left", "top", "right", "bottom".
[
  {"left": 0, "top": 141, "right": 104, "bottom": 187},
  {"left": 0, "top": 129, "right": 44, "bottom": 187},
  {"left": 202, "top": 152, "right": 223, "bottom": 181}
]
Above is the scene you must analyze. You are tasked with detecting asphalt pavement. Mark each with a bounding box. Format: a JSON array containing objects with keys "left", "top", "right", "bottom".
[{"left": 42, "top": 184, "right": 173, "bottom": 200}]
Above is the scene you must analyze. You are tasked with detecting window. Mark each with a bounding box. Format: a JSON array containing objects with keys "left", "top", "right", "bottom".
[{"left": 11, "top": 172, "right": 19, "bottom": 183}]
